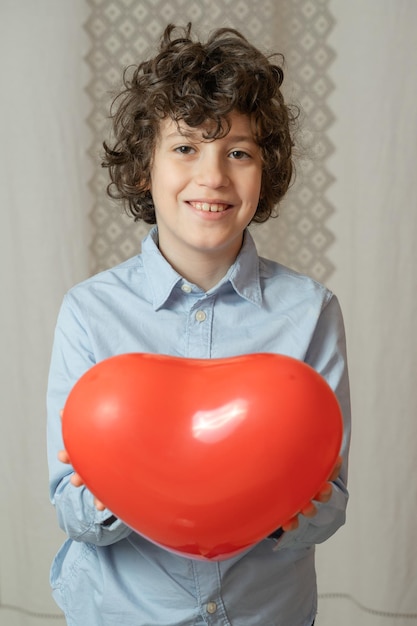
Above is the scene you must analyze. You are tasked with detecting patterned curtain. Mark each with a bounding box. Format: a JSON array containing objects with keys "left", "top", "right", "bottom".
[{"left": 85, "top": 0, "right": 337, "bottom": 283}]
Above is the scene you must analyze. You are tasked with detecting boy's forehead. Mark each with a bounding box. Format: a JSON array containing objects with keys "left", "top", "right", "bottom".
[
  {"left": 158, "top": 112, "right": 256, "bottom": 141},
  {"left": 161, "top": 117, "right": 196, "bottom": 137}
]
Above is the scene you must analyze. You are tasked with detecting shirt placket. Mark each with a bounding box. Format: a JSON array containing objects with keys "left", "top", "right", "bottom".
[
  {"left": 191, "top": 560, "right": 231, "bottom": 626},
  {"left": 184, "top": 290, "right": 215, "bottom": 359}
]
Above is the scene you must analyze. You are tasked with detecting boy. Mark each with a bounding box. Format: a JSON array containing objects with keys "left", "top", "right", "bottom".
[{"left": 47, "top": 23, "right": 350, "bottom": 626}]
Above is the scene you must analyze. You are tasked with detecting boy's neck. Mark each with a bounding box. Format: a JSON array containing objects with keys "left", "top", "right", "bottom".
[{"left": 158, "top": 243, "right": 241, "bottom": 292}]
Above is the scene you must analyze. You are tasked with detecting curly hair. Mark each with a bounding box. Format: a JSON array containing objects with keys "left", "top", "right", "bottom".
[{"left": 102, "top": 23, "right": 297, "bottom": 224}]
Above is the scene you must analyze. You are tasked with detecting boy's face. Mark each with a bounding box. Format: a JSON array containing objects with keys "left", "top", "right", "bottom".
[{"left": 149, "top": 110, "right": 263, "bottom": 272}]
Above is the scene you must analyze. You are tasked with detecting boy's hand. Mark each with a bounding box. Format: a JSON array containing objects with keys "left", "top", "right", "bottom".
[
  {"left": 59, "top": 408, "right": 106, "bottom": 511},
  {"left": 57, "top": 448, "right": 106, "bottom": 511},
  {"left": 281, "top": 456, "right": 343, "bottom": 532}
]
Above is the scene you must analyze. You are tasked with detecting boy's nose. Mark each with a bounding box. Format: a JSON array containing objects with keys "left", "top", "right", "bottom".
[{"left": 195, "top": 154, "right": 229, "bottom": 189}]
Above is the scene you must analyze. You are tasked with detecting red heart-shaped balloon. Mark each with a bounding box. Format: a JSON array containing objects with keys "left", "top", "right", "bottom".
[{"left": 62, "top": 353, "right": 343, "bottom": 560}]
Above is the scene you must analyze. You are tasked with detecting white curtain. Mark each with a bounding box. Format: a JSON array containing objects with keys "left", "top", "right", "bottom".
[
  {"left": 316, "top": 1, "right": 417, "bottom": 623},
  {"left": 0, "top": 1, "right": 90, "bottom": 623},
  {"left": 1, "top": 1, "right": 416, "bottom": 625}
]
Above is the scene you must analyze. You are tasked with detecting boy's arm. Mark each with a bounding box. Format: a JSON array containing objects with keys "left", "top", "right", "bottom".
[
  {"left": 47, "top": 295, "right": 132, "bottom": 546},
  {"left": 273, "top": 294, "right": 351, "bottom": 550}
]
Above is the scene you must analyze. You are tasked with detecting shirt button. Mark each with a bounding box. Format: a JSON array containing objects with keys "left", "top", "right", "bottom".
[
  {"left": 206, "top": 601, "right": 217, "bottom": 614},
  {"left": 181, "top": 283, "right": 192, "bottom": 293},
  {"left": 195, "top": 310, "right": 206, "bottom": 322}
]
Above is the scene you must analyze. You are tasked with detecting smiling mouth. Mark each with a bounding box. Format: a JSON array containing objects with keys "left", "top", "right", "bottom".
[{"left": 189, "top": 201, "right": 231, "bottom": 213}]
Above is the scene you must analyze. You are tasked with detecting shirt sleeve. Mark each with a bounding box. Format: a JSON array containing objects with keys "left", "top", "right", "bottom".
[
  {"left": 46, "top": 293, "right": 132, "bottom": 546},
  {"left": 273, "top": 294, "right": 351, "bottom": 550}
]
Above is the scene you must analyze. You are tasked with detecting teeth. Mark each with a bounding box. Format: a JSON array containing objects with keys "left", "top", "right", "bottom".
[{"left": 192, "top": 202, "right": 228, "bottom": 213}]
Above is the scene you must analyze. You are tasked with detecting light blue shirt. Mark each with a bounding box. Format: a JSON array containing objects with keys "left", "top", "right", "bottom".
[{"left": 47, "top": 228, "right": 350, "bottom": 626}]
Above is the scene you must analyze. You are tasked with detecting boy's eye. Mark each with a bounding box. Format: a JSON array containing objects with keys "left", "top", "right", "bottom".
[
  {"left": 229, "top": 150, "right": 250, "bottom": 160},
  {"left": 175, "top": 145, "right": 195, "bottom": 155}
]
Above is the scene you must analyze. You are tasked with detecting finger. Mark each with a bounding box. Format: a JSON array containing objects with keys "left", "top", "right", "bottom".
[
  {"left": 58, "top": 449, "right": 71, "bottom": 464},
  {"left": 94, "top": 498, "right": 106, "bottom": 511},
  {"left": 282, "top": 516, "right": 299, "bottom": 532},
  {"left": 70, "top": 473, "right": 85, "bottom": 487},
  {"left": 314, "top": 482, "right": 333, "bottom": 503},
  {"left": 300, "top": 501, "right": 317, "bottom": 517}
]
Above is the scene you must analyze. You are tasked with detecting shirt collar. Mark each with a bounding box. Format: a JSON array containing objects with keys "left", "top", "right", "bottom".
[
  {"left": 142, "top": 227, "right": 262, "bottom": 310},
  {"left": 222, "top": 230, "right": 262, "bottom": 306}
]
